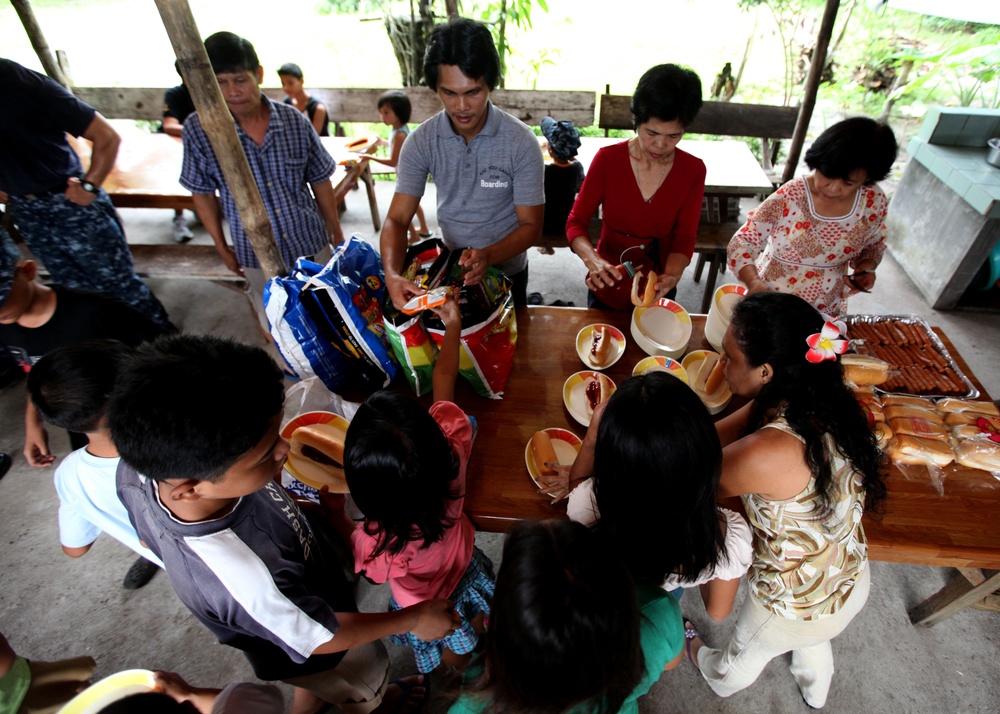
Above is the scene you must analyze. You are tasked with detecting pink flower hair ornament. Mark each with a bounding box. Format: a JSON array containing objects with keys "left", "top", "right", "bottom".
[{"left": 805, "top": 319, "right": 849, "bottom": 363}]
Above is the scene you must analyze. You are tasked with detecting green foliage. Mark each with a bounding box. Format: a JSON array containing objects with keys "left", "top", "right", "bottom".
[
  {"left": 316, "top": 0, "right": 382, "bottom": 14},
  {"left": 476, "top": 0, "right": 549, "bottom": 88}
]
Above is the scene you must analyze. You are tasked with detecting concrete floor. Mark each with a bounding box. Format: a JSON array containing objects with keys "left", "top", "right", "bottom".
[{"left": 2, "top": 177, "right": 999, "bottom": 713}]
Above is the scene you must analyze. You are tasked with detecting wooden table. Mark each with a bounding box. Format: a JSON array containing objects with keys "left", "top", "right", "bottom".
[
  {"left": 459, "top": 306, "right": 1000, "bottom": 625},
  {"left": 69, "top": 133, "right": 379, "bottom": 227}
]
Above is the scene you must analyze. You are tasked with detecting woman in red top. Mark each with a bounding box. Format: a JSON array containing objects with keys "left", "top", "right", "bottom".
[{"left": 566, "top": 64, "right": 706, "bottom": 310}]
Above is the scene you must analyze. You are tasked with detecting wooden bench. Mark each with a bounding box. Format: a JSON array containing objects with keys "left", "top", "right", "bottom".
[
  {"left": 597, "top": 92, "right": 798, "bottom": 180},
  {"left": 19, "top": 242, "right": 246, "bottom": 288},
  {"left": 73, "top": 86, "right": 597, "bottom": 130}
]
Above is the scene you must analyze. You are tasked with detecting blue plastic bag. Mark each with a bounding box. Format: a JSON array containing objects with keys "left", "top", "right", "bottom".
[
  {"left": 299, "top": 236, "right": 398, "bottom": 390},
  {"left": 264, "top": 258, "right": 354, "bottom": 390}
]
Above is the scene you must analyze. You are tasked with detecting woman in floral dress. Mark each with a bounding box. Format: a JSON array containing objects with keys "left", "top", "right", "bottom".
[{"left": 728, "top": 117, "right": 897, "bottom": 316}]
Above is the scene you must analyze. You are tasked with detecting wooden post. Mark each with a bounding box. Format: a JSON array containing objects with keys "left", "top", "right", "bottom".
[
  {"left": 11, "top": 0, "right": 71, "bottom": 87},
  {"left": 152, "top": 0, "right": 286, "bottom": 280},
  {"left": 781, "top": 0, "right": 840, "bottom": 185}
]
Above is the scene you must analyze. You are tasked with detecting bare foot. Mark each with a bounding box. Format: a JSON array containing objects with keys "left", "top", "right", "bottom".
[{"left": 372, "top": 674, "right": 426, "bottom": 714}]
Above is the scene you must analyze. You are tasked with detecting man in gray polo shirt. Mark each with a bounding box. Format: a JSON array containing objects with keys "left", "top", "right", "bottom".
[{"left": 380, "top": 18, "right": 544, "bottom": 309}]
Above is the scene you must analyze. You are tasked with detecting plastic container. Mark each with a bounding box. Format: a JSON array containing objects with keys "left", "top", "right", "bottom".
[{"left": 987, "top": 138, "right": 1000, "bottom": 169}]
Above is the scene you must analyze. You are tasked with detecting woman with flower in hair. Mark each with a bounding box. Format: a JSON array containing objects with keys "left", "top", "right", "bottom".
[{"left": 684, "top": 292, "right": 886, "bottom": 709}]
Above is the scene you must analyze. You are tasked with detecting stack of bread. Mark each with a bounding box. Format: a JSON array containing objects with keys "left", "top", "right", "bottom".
[
  {"left": 883, "top": 395, "right": 954, "bottom": 467},
  {"left": 937, "top": 399, "right": 1000, "bottom": 473},
  {"left": 865, "top": 393, "right": 1000, "bottom": 473}
]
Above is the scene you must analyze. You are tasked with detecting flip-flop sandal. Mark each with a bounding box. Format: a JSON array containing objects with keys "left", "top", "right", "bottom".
[
  {"left": 387, "top": 676, "right": 429, "bottom": 714},
  {"left": 684, "top": 619, "right": 702, "bottom": 669}
]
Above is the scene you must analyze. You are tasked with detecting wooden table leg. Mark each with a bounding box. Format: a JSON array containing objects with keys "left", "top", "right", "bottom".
[
  {"left": 908, "top": 568, "right": 1000, "bottom": 627},
  {"left": 358, "top": 164, "right": 381, "bottom": 232},
  {"left": 700, "top": 250, "right": 724, "bottom": 314}
]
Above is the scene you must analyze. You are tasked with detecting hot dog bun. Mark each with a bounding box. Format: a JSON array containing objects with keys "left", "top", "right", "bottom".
[
  {"left": 888, "top": 434, "right": 955, "bottom": 467},
  {"left": 530, "top": 431, "right": 559, "bottom": 476},
  {"left": 631, "top": 270, "right": 658, "bottom": 307},
  {"left": 841, "top": 354, "right": 891, "bottom": 386},
  {"left": 585, "top": 374, "right": 613, "bottom": 416},
  {"left": 289, "top": 423, "right": 346, "bottom": 481},
  {"left": 588, "top": 326, "right": 611, "bottom": 366}
]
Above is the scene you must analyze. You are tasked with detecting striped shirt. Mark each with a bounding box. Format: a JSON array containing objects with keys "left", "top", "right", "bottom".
[{"left": 180, "top": 97, "right": 336, "bottom": 269}]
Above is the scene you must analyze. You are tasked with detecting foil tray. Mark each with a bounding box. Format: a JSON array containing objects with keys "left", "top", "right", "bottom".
[{"left": 843, "top": 314, "right": 979, "bottom": 400}]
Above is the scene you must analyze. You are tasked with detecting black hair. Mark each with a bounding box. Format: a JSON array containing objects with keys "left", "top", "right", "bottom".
[
  {"left": 27, "top": 340, "right": 132, "bottom": 433},
  {"left": 592, "top": 372, "right": 725, "bottom": 585},
  {"left": 729, "top": 292, "right": 886, "bottom": 513},
  {"left": 630, "top": 63, "right": 703, "bottom": 130},
  {"left": 424, "top": 17, "right": 501, "bottom": 91},
  {"left": 277, "top": 62, "right": 303, "bottom": 79},
  {"left": 377, "top": 89, "right": 412, "bottom": 124},
  {"left": 468, "top": 520, "right": 644, "bottom": 714},
  {"left": 203, "top": 31, "right": 259, "bottom": 75},
  {"left": 107, "top": 334, "right": 284, "bottom": 483},
  {"left": 804, "top": 117, "right": 898, "bottom": 184},
  {"left": 344, "top": 391, "right": 458, "bottom": 557},
  {"left": 98, "top": 692, "right": 188, "bottom": 713}
]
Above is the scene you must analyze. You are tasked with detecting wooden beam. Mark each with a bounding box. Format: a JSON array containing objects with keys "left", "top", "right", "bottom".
[
  {"left": 152, "top": 0, "right": 286, "bottom": 280},
  {"left": 72, "top": 86, "right": 598, "bottom": 126},
  {"left": 781, "top": 0, "right": 841, "bottom": 184},
  {"left": 11, "top": 0, "right": 71, "bottom": 87}
]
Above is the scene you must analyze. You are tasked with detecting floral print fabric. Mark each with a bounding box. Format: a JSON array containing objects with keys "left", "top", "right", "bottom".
[{"left": 727, "top": 177, "right": 888, "bottom": 316}]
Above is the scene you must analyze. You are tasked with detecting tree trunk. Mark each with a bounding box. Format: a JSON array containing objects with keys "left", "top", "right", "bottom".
[
  {"left": 782, "top": 0, "right": 840, "bottom": 184},
  {"left": 153, "top": 0, "right": 285, "bottom": 279},
  {"left": 878, "top": 59, "right": 914, "bottom": 123},
  {"left": 11, "top": 0, "right": 70, "bottom": 87},
  {"left": 386, "top": 0, "right": 436, "bottom": 86}
]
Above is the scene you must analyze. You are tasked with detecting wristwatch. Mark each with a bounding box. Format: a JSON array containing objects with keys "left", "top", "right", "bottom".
[{"left": 80, "top": 179, "right": 98, "bottom": 194}]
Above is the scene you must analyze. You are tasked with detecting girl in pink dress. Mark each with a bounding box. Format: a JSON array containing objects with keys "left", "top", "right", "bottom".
[
  {"left": 728, "top": 117, "right": 897, "bottom": 316},
  {"left": 344, "top": 298, "right": 493, "bottom": 673}
]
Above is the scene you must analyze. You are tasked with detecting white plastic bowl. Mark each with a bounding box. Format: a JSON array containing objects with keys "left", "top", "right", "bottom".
[{"left": 630, "top": 299, "right": 692, "bottom": 360}]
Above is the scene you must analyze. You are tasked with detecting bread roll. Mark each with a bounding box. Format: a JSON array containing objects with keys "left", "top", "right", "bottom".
[
  {"left": 883, "top": 395, "right": 935, "bottom": 410},
  {"left": 885, "top": 405, "right": 943, "bottom": 425},
  {"left": 955, "top": 439, "right": 1000, "bottom": 472},
  {"left": 888, "top": 434, "right": 955, "bottom": 467},
  {"left": 943, "top": 411, "right": 977, "bottom": 427},
  {"left": 855, "top": 393, "right": 885, "bottom": 424},
  {"left": 841, "top": 354, "right": 891, "bottom": 386},
  {"left": 631, "top": 269, "right": 658, "bottom": 308},
  {"left": 693, "top": 353, "right": 720, "bottom": 393},
  {"left": 588, "top": 326, "right": 612, "bottom": 366},
  {"left": 290, "top": 423, "right": 347, "bottom": 481},
  {"left": 584, "top": 374, "right": 613, "bottom": 416},
  {"left": 530, "top": 431, "right": 559, "bottom": 476},
  {"left": 935, "top": 399, "right": 999, "bottom": 416},
  {"left": 888, "top": 416, "right": 948, "bottom": 441}
]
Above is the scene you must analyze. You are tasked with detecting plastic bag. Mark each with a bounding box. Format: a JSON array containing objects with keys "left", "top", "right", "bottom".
[
  {"left": 264, "top": 258, "right": 353, "bottom": 388},
  {"left": 383, "top": 240, "right": 518, "bottom": 399},
  {"left": 299, "top": 235, "right": 398, "bottom": 390}
]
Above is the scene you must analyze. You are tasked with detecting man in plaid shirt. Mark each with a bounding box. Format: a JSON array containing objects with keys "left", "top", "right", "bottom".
[{"left": 179, "top": 31, "right": 345, "bottom": 319}]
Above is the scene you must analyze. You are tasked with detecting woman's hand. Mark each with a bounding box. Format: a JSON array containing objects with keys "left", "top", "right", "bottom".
[
  {"left": 846, "top": 269, "right": 876, "bottom": 294},
  {"left": 653, "top": 272, "right": 679, "bottom": 298},
  {"left": 583, "top": 256, "right": 624, "bottom": 291}
]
